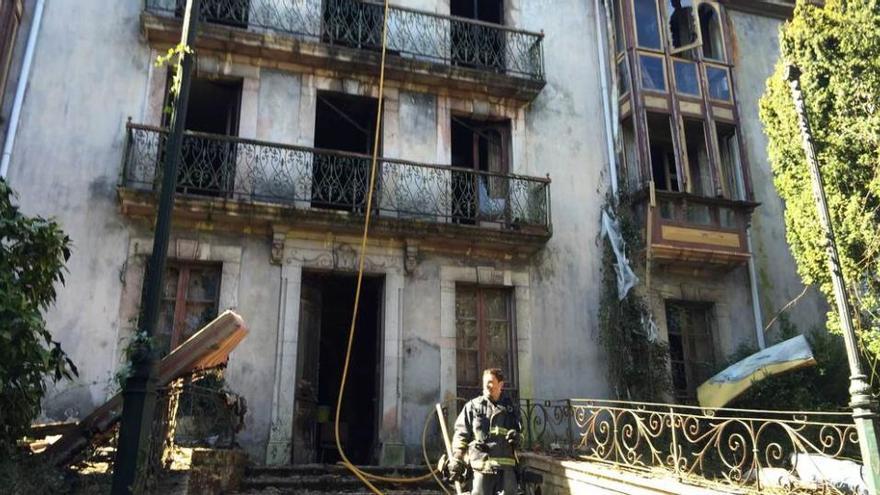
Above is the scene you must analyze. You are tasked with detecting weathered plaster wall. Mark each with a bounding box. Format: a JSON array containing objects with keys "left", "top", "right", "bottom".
[
  {"left": 727, "top": 10, "right": 828, "bottom": 338},
  {"left": 6, "top": 0, "right": 150, "bottom": 417},
  {"left": 521, "top": 0, "right": 610, "bottom": 400}
]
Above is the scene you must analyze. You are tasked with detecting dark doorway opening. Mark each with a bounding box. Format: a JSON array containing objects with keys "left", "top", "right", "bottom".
[
  {"left": 450, "top": 0, "right": 505, "bottom": 71},
  {"left": 450, "top": 116, "right": 510, "bottom": 224},
  {"left": 164, "top": 76, "right": 242, "bottom": 196},
  {"left": 294, "top": 272, "right": 383, "bottom": 465},
  {"left": 312, "top": 91, "right": 380, "bottom": 211}
]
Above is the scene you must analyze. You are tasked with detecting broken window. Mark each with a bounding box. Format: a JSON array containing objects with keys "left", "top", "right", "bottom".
[
  {"left": 323, "top": 0, "right": 384, "bottom": 50},
  {"left": 166, "top": 76, "right": 242, "bottom": 196},
  {"left": 633, "top": 0, "right": 662, "bottom": 49},
  {"left": 666, "top": 0, "right": 700, "bottom": 53},
  {"left": 716, "top": 123, "right": 743, "bottom": 200},
  {"left": 312, "top": 91, "right": 380, "bottom": 211},
  {"left": 450, "top": 0, "right": 505, "bottom": 72},
  {"left": 456, "top": 286, "right": 516, "bottom": 400},
  {"left": 176, "top": 0, "right": 250, "bottom": 28},
  {"left": 151, "top": 261, "right": 222, "bottom": 357},
  {"left": 683, "top": 119, "right": 711, "bottom": 197},
  {"left": 621, "top": 117, "right": 640, "bottom": 191},
  {"left": 665, "top": 301, "right": 715, "bottom": 403},
  {"left": 699, "top": 4, "right": 724, "bottom": 61},
  {"left": 647, "top": 113, "right": 679, "bottom": 192},
  {"left": 450, "top": 116, "right": 510, "bottom": 224}
]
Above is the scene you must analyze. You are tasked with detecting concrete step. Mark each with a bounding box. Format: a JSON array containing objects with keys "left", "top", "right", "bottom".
[{"left": 238, "top": 464, "right": 445, "bottom": 494}]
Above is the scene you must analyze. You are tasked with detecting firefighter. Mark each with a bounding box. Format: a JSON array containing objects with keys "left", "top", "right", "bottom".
[{"left": 448, "top": 368, "right": 521, "bottom": 495}]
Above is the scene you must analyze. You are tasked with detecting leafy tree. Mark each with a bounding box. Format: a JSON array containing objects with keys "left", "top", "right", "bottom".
[
  {"left": 760, "top": 1, "right": 880, "bottom": 363},
  {"left": 0, "top": 178, "right": 76, "bottom": 452}
]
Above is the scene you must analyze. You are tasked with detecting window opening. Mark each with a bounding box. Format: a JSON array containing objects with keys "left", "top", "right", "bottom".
[
  {"left": 706, "top": 65, "right": 731, "bottom": 101},
  {"left": 614, "top": 0, "right": 626, "bottom": 54},
  {"left": 699, "top": 4, "right": 724, "bottom": 61},
  {"left": 716, "top": 123, "right": 743, "bottom": 200},
  {"left": 665, "top": 301, "right": 715, "bottom": 402},
  {"left": 450, "top": 0, "right": 505, "bottom": 72},
  {"left": 322, "top": 0, "right": 384, "bottom": 50},
  {"left": 683, "top": 119, "right": 711, "bottom": 197},
  {"left": 312, "top": 91, "right": 380, "bottom": 211},
  {"left": 0, "top": 0, "right": 22, "bottom": 103},
  {"left": 673, "top": 59, "right": 699, "bottom": 96},
  {"left": 450, "top": 116, "right": 510, "bottom": 224},
  {"left": 647, "top": 113, "right": 679, "bottom": 192},
  {"left": 150, "top": 261, "right": 222, "bottom": 357},
  {"left": 621, "top": 117, "right": 640, "bottom": 191},
  {"left": 666, "top": 0, "right": 701, "bottom": 53},
  {"left": 455, "top": 286, "right": 516, "bottom": 401},
  {"left": 639, "top": 54, "right": 666, "bottom": 92},
  {"left": 165, "top": 76, "right": 242, "bottom": 197},
  {"left": 633, "top": 0, "right": 662, "bottom": 49},
  {"left": 176, "top": 0, "right": 250, "bottom": 28}
]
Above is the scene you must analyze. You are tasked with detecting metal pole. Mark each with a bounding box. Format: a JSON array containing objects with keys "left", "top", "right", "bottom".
[
  {"left": 785, "top": 64, "right": 880, "bottom": 494},
  {"left": 111, "top": 1, "right": 200, "bottom": 493}
]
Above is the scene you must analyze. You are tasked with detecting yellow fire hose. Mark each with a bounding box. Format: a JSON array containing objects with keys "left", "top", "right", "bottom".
[{"left": 331, "top": 0, "right": 438, "bottom": 492}]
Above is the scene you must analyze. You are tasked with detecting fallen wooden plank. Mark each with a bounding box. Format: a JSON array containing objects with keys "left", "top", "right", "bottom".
[{"left": 43, "top": 310, "right": 248, "bottom": 466}]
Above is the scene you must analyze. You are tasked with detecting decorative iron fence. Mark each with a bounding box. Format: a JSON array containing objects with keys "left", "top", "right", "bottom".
[
  {"left": 122, "top": 123, "right": 551, "bottom": 232},
  {"left": 519, "top": 399, "right": 864, "bottom": 494},
  {"left": 143, "top": 0, "right": 545, "bottom": 80}
]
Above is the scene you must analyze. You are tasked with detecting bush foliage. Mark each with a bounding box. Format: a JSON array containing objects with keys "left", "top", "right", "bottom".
[
  {"left": 0, "top": 179, "right": 76, "bottom": 452},
  {"left": 760, "top": 1, "right": 880, "bottom": 361}
]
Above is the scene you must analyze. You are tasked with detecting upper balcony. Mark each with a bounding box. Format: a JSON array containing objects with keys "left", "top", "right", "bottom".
[
  {"left": 632, "top": 188, "right": 757, "bottom": 273},
  {"left": 117, "top": 123, "right": 552, "bottom": 257},
  {"left": 141, "top": 0, "right": 546, "bottom": 102}
]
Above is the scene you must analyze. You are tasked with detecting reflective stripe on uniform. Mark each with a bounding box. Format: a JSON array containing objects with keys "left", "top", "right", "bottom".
[
  {"left": 471, "top": 456, "right": 517, "bottom": 471},
  {"left": 489, "top": 426, "right": 510, "bottom": 436}
]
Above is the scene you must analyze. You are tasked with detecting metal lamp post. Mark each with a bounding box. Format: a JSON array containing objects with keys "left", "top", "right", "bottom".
[
  {"left": 110, "top": 1, "right": 201, "bottom": 493},
  {"left": 785, "top": 64, "right": 880, "bottom": 494}
]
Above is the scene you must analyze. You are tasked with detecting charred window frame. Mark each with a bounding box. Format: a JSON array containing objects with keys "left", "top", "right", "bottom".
[
  {"left": 455, "top": 285, "right": 517, "bottom": 401},
  {"left": 145, "top": 261, "right": 223, "bottom": 357},
  {"left": 615, "top": 0, "right": 748, "bottom": 200},
  {"left": 0, "top": 0, "right": 21, "bottom": 106},
  {"left": 665, "top": 301, "right": 716, "bottom": 403}
]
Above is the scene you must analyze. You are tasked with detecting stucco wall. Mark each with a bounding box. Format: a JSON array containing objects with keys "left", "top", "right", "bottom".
[{"left": 726, "top": 10, "right": 828, "bottom": 338}]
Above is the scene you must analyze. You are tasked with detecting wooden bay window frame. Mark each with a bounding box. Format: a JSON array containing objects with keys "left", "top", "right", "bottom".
[{"left": 154, "top": 261, "right": 223, "bottom": 355}]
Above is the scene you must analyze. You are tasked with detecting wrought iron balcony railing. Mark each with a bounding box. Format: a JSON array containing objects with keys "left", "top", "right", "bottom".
[
  {"left": 143, "top": 0, "right": 545, "bottom": 81},
  {"left": 517, "top": 399, "right": 862, "bottom": 494},
  {"left": 121, "top": 123, "right": 551, "bottom": 232}
]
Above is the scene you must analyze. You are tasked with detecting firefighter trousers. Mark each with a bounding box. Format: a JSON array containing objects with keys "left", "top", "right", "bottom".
[{"left": 472, "top": 467, "right": 517, "bottom": 495}]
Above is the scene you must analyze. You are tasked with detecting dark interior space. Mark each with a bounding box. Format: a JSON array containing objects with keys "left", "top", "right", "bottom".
[
  {"left": 312, "top": 91, "right": 379, "bottom": 210},
  {"left": 163, "top": 76, "right": 242, "bottom": 196},
  {"left": 303, "top": 272, "right": 382, "bottom": 465},
  {"left": 450, "top": 116, "right": 509, "bottom": 223},
  {"left": 450, "top": 0, "right": 505, "bottom": 70},
  {"left": 647, "top": 113, "right": 679, "bottom": 192}
]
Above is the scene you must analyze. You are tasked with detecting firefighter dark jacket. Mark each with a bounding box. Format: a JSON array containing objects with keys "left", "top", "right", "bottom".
[{"left": 451, "top": 394, "right": 521, "bottom": 473}]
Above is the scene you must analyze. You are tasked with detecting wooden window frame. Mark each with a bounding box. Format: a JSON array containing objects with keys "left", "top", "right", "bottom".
[
  {"left": 159, "top": 260, "right": 223, "bottom": 352},
  {"left": 665, "top": 301, "right": 716, "bottom": 402},
  {"left": 0, "top": 0, "right": 23, "bottom": 106},
  {"left": 455, "top": 285, "right": 518, "bottom": 400}
]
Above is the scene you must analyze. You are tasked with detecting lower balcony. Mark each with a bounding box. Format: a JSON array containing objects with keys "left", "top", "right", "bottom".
[
  {"left": 118, "top": 123, "right": 552, "bottom": 257},
  {"left": 633, "top": 189, "right": 758, "bottom": 272}
]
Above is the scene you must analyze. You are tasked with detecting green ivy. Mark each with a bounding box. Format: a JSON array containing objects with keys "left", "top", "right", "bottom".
[
  {"left": 0, "top": 179, "right": 76, "bottom": 453},
  {"left": 759, "top": 1, "right": 880, "bottom": 363},
  {"left": 598, "top": 196, "right": 672, "bottom": 402}
]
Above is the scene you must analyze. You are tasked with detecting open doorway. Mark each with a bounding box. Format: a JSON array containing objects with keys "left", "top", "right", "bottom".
[
  {"left": 450, "top": 116, "right": 510, "bottom": 224},
  {"left": 450, "top": 0, "right": 505, "bottom": 71},
  {"left": 312, "top": 91, "right": 380, "bottom": 211},
  {"left": 293, "top": 272, "right": 383, "bottom": 465}
]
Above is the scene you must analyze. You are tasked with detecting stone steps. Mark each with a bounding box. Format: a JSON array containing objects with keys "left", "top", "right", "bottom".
[{"left": 236, "top": 464, "right": 445, "bottom": 494}]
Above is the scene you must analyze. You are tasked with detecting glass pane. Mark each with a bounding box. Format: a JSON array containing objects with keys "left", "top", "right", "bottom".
[
  {"left": 163, "top": 266, "right": 180, "bottom": 299},
  {"left": 717, "top": 123, "right": 743, "bottom": 200},
  {"left": 671, "top": 362, "right": 688, "bottom": 392},
  {"left": 457, "top": 319, "right": 477, "bottom": 343},
  {"left": 719, "top": 207, "right": 736, "bottom": 228},
  {"left": 456, "top": 287, "right": 477, "bottom": 319},
  {"left": 486, "top": 350, "right": 509, "bottom": 378},
  {"left": 614, "top": 0, "right": 626, "bottom": 53},
  {"left": 457, "top": 350, "right": 479, "bottom": 387},
  {"left": 673, "top": 60, "right": 699, "bottom": 96},
  {"left": 707, "top": 66, "right": 731, "bottom": 100},
  {"left": 483, "top": 289, "right": 508, "bottom": 321},
  {"left": 659, "top": 200, "right": 674, "bottom": 220},
  {"left": 157, "top": 301, "right": 175, "bottom": 355},
  {"left": 667, "top": 0, "right": 698, "bottom": 49},
  {"left": 187, "top": 267, "right": 221, "bottom": 302},
  {"left": 639, "top": 55, "right": 666, "bottom": 91},
  {"left": 486, "top": 321, "right": 510, "bottom": 350},
  {"left": 633, "top": 0, "right": 662, "bottom": 49},
  {"left": 181, "top": 302, "right": 216, "bottom": 342},
  {"left": 618, "top": 59, "right": 630, "bottom": 97},
  {"left": 686, "top": 204, "right": 711, "bottom": 225}
]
